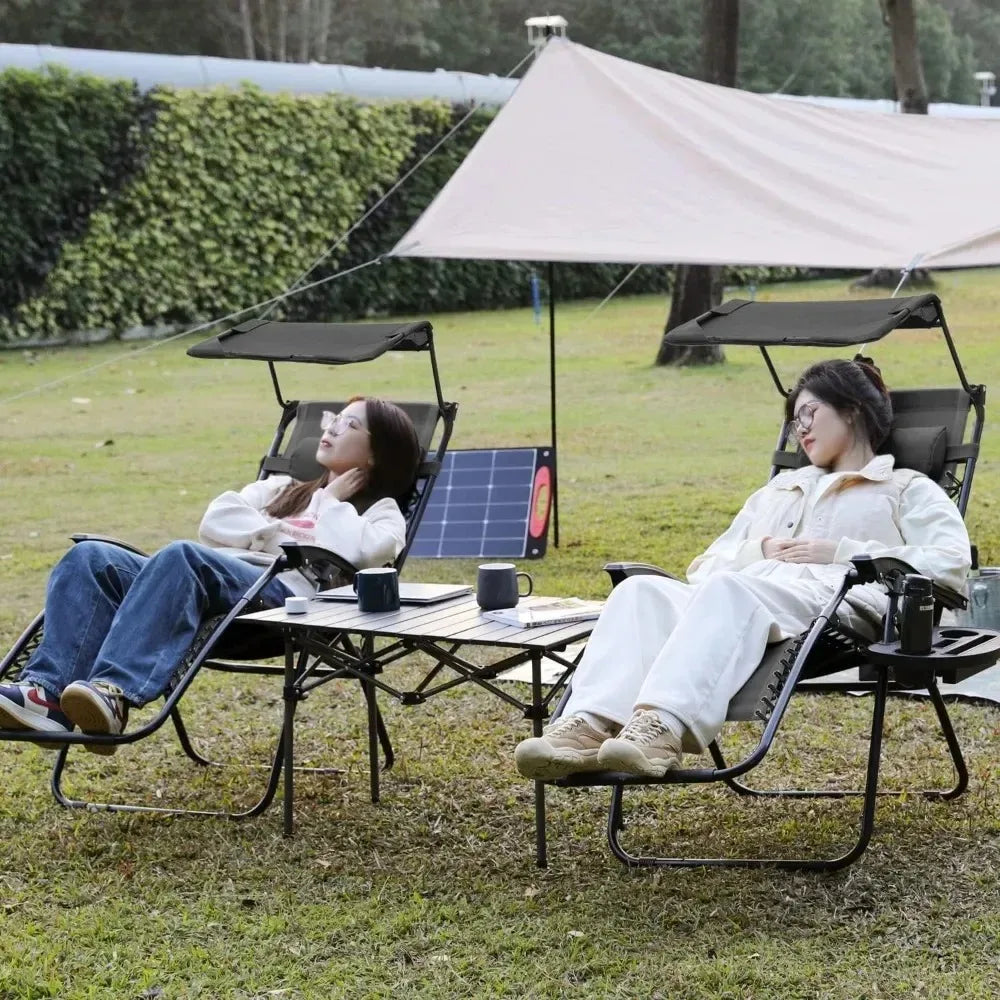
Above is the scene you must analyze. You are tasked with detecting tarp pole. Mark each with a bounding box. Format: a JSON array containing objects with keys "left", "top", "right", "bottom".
[{"left": 548, "top": 260, "right": 559, "bottom": 548}]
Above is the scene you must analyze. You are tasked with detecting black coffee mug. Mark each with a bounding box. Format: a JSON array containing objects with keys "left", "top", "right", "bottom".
[
  {"left": 353, "top": 568, "right": 401, "bottom": 613},
  {"left": 476, "top": 562, "right": 533, "bottom": 611}
]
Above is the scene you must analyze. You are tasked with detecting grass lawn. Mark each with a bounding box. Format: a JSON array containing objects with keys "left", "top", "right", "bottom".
[{"left": 1, "top": 269, "right": 999, "bottom": 998}]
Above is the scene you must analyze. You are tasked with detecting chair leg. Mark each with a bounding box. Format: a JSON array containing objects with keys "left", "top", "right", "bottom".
[
  {"left": 355, "top": 630, "right": 397, "bottom": 804},
  {"left": 924, "top": 681, "right": 968, "bottom": 801},
  {"left": 718, "top": 682, "right": 968, "bottom": 802},
  {"left": 48, "top": 639, "right": 301, "bottom": 826},
  {"left": 170, "top": 705, "right": 216, "bottom": 767},
  {"left": 604, "top": 672, "right": 889, "bottom": 871},
  {"left": 49, "top": 729, "right": 286, "bottom": 822}
]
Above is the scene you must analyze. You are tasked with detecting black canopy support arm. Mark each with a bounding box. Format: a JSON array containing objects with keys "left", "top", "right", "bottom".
[
  {"left": 268, "top": 361, "right": 288, "bottom": 408},
  {"left": 759, "top": 346, "right": 787, "bottom": 397}
]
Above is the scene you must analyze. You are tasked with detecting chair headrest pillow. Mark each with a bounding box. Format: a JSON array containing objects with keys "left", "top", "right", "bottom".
[
  {"left": 887, "top": 425, "right": 948, "bottom": 481},
  {"left": 288, "top": 436, "right": 325, "bottom": 483}
]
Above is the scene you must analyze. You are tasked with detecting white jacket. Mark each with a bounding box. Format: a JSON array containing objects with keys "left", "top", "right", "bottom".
[
  {"left": 686, "top": 455, "right": 971, "bottom": 625},
  {"left": 198, "top": 476, "right": 406, "bottom": 597}
]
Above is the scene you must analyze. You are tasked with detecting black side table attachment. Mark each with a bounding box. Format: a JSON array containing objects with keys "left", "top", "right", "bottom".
[{"left": 868, "top": 626, "right": 1000, "bottom": 686}]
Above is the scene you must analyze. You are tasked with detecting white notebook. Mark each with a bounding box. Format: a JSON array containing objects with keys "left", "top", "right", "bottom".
[
  {"left": 482, "top": 598, "right": 604, "bottom": 629},
  {"left": 316, "top": 582, "right": 473, "bottom": 605}
]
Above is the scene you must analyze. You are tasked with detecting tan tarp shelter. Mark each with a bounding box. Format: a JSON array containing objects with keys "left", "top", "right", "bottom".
[{"left": 390, "top": 38, "right": 1000, "bottom": 270}]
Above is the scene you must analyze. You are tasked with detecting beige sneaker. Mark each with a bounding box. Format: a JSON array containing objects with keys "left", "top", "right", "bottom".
[
  {"left": 514, "top": 714, "right": 616, "bottom": 779},
  {"left": 60, "top": 680, "right": 129, "bottom": 756},
  {"left": 596, "top": 709, "right": 682, "bottom": 777}
]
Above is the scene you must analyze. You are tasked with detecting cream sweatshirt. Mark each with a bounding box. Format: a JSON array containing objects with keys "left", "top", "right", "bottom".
[{"left": 198, "top": 476, "right": 406, "bottom": 597}]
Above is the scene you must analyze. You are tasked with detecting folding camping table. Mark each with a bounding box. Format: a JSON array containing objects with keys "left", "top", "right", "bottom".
[{"left": 241, "top": 594, "right": 596, "bottom": 865}]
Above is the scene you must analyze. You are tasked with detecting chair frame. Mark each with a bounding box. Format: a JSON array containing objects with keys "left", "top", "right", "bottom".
[
  {"left": 550, "top": 295, "right": 996, "bottom": 871},
  {"left": 0, "top": 319, "right": 457, "bottom": 826},
  {"left": 559, "top": 558, "right": 990, "bottom": 871}
]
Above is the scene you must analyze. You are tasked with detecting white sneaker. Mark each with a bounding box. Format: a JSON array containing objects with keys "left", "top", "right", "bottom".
[
  {"left": 514, "top": 714, "right": 617, "bottom": 780},
  {"left": 0, "top": 681, "right": 72, "bottom": 735},
  {"left": 596, "top": 709, "right": 683, "bottom": 777}
]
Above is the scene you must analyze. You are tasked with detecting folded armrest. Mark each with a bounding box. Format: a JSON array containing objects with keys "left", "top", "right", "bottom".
[
  {"left": 70, "top": 533, "right": 149, "bottom": 558},
  {"left": 279, "top": 542, "right": 358, "bottom": 590},
  {"left": 603, "top": 561, "right": 683, "bottom": 588},
  {"left": 849, "top": 555, "right": 967, "bottom": 611}
]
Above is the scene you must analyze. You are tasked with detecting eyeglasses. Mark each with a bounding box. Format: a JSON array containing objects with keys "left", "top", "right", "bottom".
[
  {"left": 320, "top": 410, "right": 370, "bottom": 436},
  {"left": 791, "top": 400, "right": 824, "bottom": 435}
]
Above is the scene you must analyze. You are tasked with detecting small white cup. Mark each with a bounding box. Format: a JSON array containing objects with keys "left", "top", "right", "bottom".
[{"left": 285, "top": 596, "right": 309, "bottom": 615}]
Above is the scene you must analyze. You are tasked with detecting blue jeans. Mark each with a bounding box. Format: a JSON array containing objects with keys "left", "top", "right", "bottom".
[{"left": 21, "top": 540, "right": 292, "bottom": 706}]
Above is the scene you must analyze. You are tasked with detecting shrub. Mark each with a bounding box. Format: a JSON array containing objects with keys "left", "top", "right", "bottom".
[
  {"left": 1, "top": 81, "right": 442, "bottom": 342},
  {"left": 0, "top": 66, "right": 153, "bottom": 322}
]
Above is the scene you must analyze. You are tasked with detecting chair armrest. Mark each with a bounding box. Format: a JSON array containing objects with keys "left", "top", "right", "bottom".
[
  {"left": 849, "top": 555, "right": 967, "bottom": 611},
  {"left": 279, "top": 543, "right": 358, "bottom": 590},
  {"left": 70, "top": 533, "right": 149, "bottom": 558},
  {"left": 603, "top": 561, "right": 683, "bottom": 588}
]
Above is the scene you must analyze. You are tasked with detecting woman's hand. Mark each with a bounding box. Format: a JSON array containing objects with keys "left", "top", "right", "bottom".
[
  {"left": 765, "top": 537, "right": 839, "bottom": 564},
  {"left": 761, "top": 536, "right": 785, "bottom": 560},
  {"left": 325, "top": 468, "right": 368, "bottom": 501}
]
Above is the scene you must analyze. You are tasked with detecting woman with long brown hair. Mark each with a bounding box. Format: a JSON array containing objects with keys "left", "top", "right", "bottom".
[{"left": 0, "top": 397, "right": 420, "bottom": 751}]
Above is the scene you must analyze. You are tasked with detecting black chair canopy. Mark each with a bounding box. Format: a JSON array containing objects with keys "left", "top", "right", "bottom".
[
  {"left": 187, "top": 319, "right": 432, "bottom": 365},
  {"left": 665, "top": 294, "right": 944, "bottom": 348}
]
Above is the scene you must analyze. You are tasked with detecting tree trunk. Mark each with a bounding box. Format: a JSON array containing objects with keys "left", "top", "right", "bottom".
[
  {"left": 856, "top": 1, "right": 934, "bottom": 291},
  {"left": 256, "top": 0, "right": 272, "bottom": 59},
  {"left": 298, "top": 0, "right": 312, "bottom": 62},
  {"left": 850, "top": 267, "right": 934, "bottom": 290},
  {"left": 655, "top": 266, "right": 727, "bottom": 366},
  {"left": 703, "top": 0, "right": 740, "bottom": 86},
  {"left": 277, "top": 0, "right": 288, "bottom": 61},
  {"left": 238, "top": 0, "right": 256, "bottom": 59},
  {"left": 656, "top": 0, "right": 738, "bottom": 367},
  {"left": 315, "top": 0, "right": 332, "bottom": 61},
  {"left": 880, "top": 0, "right": 928, "bottom": 114}
]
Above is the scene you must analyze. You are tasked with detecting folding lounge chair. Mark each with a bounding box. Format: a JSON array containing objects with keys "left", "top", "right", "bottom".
[
  {"left": 548, "top": 295, "right": 999, "bottom": 871},
  {"left": 0, "top": 319, "right": 457, "bottom": 823}
]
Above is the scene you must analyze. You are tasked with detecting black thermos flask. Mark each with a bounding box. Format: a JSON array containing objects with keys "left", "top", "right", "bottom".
[{"left": 898, "top": 574, "right": 934, "bottom": 655}]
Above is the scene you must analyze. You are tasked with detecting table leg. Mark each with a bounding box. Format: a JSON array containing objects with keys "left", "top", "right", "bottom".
[
  {"left": 531, "top": 650, "right": 547, "bottom": 868},
  {"left": 283, "top": 634, "right": 295, "bottom": 837},
  {"left": 364, "top": 636, "right": 380, "bottom": 805}
]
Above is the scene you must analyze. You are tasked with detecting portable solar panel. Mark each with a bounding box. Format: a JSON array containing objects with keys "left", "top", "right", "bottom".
[{"left": 410, "top": 447, "right": 554, "bottom": 559}]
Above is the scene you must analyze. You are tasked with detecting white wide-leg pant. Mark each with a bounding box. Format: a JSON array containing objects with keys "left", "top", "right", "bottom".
[{"left": 564, "top": 571, "right": 846, "bottom": 752}]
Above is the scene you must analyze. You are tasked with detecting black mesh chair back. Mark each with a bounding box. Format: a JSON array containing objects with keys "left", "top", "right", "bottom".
[{"left": 883, "top": 388, "right": 976, "bottom": 505}]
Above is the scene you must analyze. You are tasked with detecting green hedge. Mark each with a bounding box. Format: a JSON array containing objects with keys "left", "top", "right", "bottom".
[
  {"left": 0, "top": 67, "right": 152, "bottom": 321},
  {"left": 0, "top": 79, "right": 444, "bottom": 342}
]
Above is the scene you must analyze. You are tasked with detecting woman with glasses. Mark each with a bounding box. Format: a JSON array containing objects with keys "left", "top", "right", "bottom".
[
  {"left": 0, "top": 396, "right": 420, "bottom": 749},
  {"left": 515, "top": 359, "right": 971, "bottom": 781}
]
